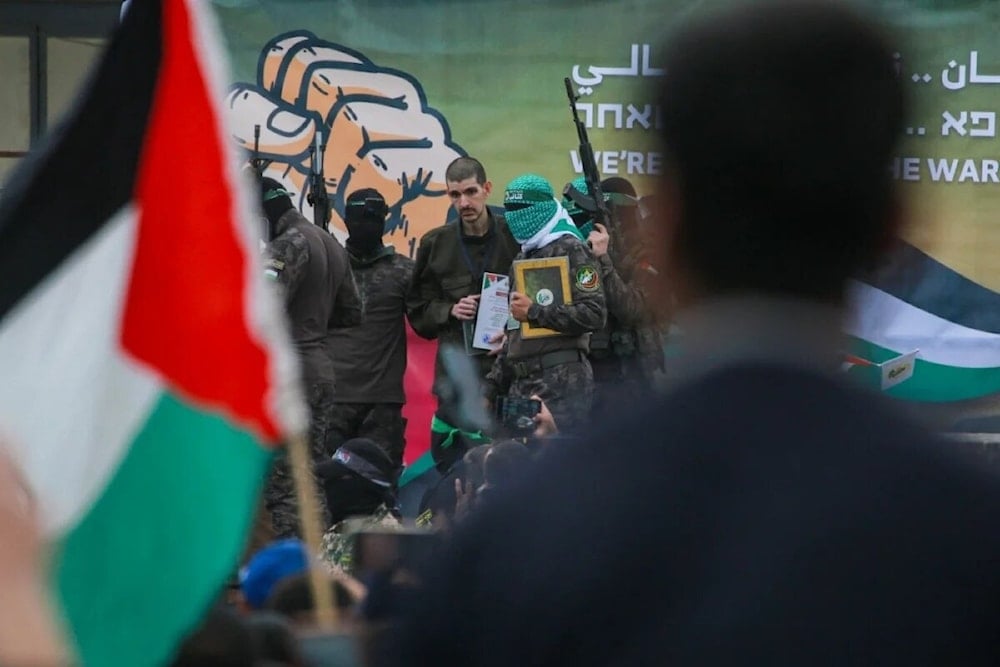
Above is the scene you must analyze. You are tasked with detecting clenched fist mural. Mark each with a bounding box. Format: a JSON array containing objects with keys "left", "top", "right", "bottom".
[{"left": 226, "top": 31, "right": 464, "bottom": 257}]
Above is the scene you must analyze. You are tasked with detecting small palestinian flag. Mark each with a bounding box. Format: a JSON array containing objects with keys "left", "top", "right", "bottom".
[
  {"left": 848, "top": 242, "right": 1000, "bottom": 402},
  {"left": 0, "top": 1, "right": 305, "bottom": 665}
]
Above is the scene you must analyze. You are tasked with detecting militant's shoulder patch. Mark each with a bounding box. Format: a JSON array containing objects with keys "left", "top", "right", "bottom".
[
  {"left": 575, "top": 264, "right": 600, "bottom": 292},
  {"left": 264, "top": 258, "right": 285, "bottom": 281}
]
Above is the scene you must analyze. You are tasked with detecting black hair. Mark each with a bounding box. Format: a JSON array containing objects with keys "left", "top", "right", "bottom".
[
  {"left": 245, "top": 612, "right": 306, "bottom": 667},
  {"left": 483, "top": 440, "right": 532, "bottom": 488},
  {"left": 656, "top": 0, "right": 905, "bottom": 301},
  {"left": 168, "top": 606, "right": 255, "bottom": 667},
  {"left": 265, "top": 574, "right": 355, "bottom": 618},
  {"left": 445, "top": 156, "right": 488, "bottom": 185}
]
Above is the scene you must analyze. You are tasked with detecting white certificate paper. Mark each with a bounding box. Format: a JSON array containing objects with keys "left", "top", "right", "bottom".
[{"left": 472, "top": 272, "right": 510, "bottom": 351}]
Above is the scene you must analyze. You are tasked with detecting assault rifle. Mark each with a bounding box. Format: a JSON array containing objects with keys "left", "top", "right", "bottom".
[
  {"left": 248, "top": 124, "right": 271, "bottom": 177},
  {"left": 307, "top": 134, "right": 332, "bottom": 228},
  {"left": 249, "top": 124, "right": 273, "bottom": 242},
  {"left": 563, "top": 77, "right": 613, "bottom": 231}
]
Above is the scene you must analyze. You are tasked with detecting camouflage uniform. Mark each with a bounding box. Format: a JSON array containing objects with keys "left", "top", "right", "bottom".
[
  {"left": 589, "top": 243, "right": 666, "bottom": 411},
  {"left": 486, "top": 236, "right": 606, "bottom": 433},
  {"left": 263, "top": 208, "right": 363, "bottom": 539},
  {"left": 327, "top": 248, "right": 414, "bottom": 468},
  {"left": 321, "top": 504, "right": 402, "bottom": 575}
]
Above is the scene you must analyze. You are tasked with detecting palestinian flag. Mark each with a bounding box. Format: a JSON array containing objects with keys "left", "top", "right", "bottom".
[
  {"left": 847, "top": 241, "right": 1000, "bottom": 402},
  {"left": 0, "top": 1, "right": 304, "bottom": 665}
]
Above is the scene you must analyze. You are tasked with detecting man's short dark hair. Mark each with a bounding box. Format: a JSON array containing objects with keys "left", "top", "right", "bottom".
[
  {"left": 445, "top": 156, "right": 488, "bottom": 185},
  {"left": 656, "top": 0, "right": 906, "bottom": 300}
]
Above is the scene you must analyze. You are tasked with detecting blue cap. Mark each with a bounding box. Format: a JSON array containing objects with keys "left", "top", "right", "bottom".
[{"left": 239, "top": 539, "right": 308, "bottom": 609}]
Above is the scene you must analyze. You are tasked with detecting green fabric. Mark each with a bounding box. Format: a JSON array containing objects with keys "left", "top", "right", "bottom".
[
  {"left": 561, "top": 176, "right": 589, "bottom": 217},
  {"left": 429, "top": 414, "right": 490, "bottom": 451},
  {"left": 550, "top": 214, "right": 586, "bottom": 242},
  {"left": 263, "top": 187, "right": 291, "bottom": 201},
  {"left": 503, "top": 174, "right": 558, "bottom": 243},
  {"left": 848, "top": 337, "right": 1000, "bottom": 402},
  {"left": 563, "top": 176, "right": 595, "bottom": 236},
  {"left": 503, "top": 187, "right": 555, "bottom": 204},
  {"left": 55, "top": 391, "right": 272, "bottom": 667},
  {"left": 398, "top": 451, "right": 435, "bottom": 487}
]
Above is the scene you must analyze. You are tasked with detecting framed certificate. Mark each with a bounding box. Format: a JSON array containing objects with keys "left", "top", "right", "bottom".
[{"left": 512, "top": 256, "right": 572, "bottom": 339}]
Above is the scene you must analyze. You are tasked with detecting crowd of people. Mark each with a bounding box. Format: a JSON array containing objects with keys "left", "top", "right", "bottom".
[
  {"left": 173, "top": 24, "right": 674, "bottom": 661},
  {"left": 3, "top": 1, "right": 1000, "bottom": 665}
]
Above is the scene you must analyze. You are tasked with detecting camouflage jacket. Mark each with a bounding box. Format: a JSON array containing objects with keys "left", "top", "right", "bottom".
[
  {"left": 321, "top": 504, "right": 401, "bottom": 575},
  {"left": 328, "top": 247, "right": 414, "bottom": 403},
  {"left": 596, "top": 252, "right": 652, "bottom": 329},
  {"left": 589, "top": 234, "right": 668, "bottom": 377},
  {"left": 506, "top": 235, "right": 607, "bottom": 360},
  {"left": 485, "top": 235, "right": 606, "bottom": 399},
  {"left": 264, "top": 209, "right": 363, "bottom": 383}
]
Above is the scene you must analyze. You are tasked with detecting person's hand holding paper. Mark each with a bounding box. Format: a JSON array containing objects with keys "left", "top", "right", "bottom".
[{"left": 451, "top": 294, "right": 480, "bottom": 321}]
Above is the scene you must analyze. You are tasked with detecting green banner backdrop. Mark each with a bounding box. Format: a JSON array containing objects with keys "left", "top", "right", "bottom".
[
  {"left": 212, "top": 0, "right": 1000, "bottom": 413},
  {"left": 212, "top": 0, "right": 998, "bottom": 286}
]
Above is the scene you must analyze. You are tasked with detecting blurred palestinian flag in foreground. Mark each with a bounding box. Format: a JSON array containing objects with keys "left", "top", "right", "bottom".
[
  {"left": 0, "top": 1, "right": 305, "bottom": 665},
  {"left": 847, "top": 242, "right": 1000, "bottom": 403}
]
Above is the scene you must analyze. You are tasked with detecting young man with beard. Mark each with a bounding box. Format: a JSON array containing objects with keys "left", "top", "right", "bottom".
[
  {"left": 327, "top": 188, "right": 414, "bottom": 472},
  {"left": 406, "top": 157, "right": 520, "bottom": 467}
]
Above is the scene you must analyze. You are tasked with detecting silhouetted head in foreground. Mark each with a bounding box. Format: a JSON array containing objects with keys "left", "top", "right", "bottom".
[{"left": 652, "top": 0, "right": 906, "bottom": 307}]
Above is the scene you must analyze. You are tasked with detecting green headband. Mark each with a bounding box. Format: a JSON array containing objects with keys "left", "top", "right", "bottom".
[
  {"left": 504, "top": 188, "right": 554, "bottom": 205},
  {"left": 430, "top": 415, "right": 490, "bottom": 450},
  {"left": 263, "top": 188, "right": 291, "bottom": 202},
  {"left": 606, "top": 192, "right": 638, "bottom": 207}
]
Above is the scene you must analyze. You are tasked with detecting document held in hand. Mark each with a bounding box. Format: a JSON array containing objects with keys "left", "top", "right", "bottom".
[
  {"left": 512, "top": 256, "right": 573, "bottom": 339},
  {"left": 470, "top": 272, "right": 511, "bottom": 352}
]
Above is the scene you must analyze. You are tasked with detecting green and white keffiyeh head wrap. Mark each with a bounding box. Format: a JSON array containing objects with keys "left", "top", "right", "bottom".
[
  {"left": 562, "top": 175, "right": 595, "bottom": 237},
  {"left": 504, "top": 173, "right": 584, "bottom": 251}
]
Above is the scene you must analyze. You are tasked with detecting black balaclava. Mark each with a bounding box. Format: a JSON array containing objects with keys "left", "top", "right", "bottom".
[
  {"left": 344, "top": 187, "right": 388, "bottom": 256},
  {"left": 600, "top": 177, "right": 639, "bottom": 234},
  {"left": 323, "top": 475, "right": 385, "bottom": 527},
  {"left": 317, "top": 438, "right": 397, "bottom": 527},
  {"left": 260, "top": 177, "right": 295, "bottom": 228}
]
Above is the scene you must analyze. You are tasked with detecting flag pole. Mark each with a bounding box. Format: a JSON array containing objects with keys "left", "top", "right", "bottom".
[{"left": 287, "top": 432, "right": 338, "bottom": 630}]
